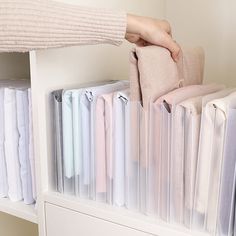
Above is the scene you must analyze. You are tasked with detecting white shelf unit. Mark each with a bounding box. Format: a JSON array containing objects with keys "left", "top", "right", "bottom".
[
  {"left": 27, "top": 40, "right": 211, "bottom": 235},
  {"left": 0, "top": 0, "right": 229, "bottom": 235}
]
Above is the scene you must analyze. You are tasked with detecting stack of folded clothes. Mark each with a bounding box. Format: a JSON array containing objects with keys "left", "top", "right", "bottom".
[{"left": 0, "top": 80, "right": 36, "bottom": 205}]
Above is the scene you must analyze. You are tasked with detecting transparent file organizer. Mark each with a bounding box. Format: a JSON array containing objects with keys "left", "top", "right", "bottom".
[
  {"left": 52, "top": 83, "right": 236, "bottom": 236},
  {"left": 216, "top": 108, "right": 236, "bottom": 236},
  {"left": 52, "top": 84, "right": 146, "bottom": 210}
]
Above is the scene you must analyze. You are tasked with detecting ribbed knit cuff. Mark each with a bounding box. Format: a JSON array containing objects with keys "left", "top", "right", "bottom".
[{"left": 0, "top": 0, "right": 127, "bottom": 52}]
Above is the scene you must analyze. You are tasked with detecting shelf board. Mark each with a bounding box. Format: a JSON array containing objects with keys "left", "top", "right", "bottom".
[
  {"left": 44, "top": 192, "right": 209, "bottom": 236},
  {"left": 0, "top": 197, "right": 37, "bottom": 224}
]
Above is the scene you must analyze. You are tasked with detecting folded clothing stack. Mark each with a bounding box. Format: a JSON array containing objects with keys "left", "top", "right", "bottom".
[{"left": 0, "top": 80, "right": 36, "bottom": 205}]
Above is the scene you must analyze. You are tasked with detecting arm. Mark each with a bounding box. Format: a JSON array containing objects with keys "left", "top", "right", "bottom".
[{"left": 0, "top": 0, "right": 180, "bottom": 60}]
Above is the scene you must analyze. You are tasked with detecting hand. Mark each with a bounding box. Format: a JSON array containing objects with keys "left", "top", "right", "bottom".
[{"left": 126, "top": 14, "right": 181, "bottom": 62}]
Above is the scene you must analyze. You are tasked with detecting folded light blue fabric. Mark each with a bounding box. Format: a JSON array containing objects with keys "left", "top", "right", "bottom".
[{"left": 16, "top": 89, "right": 34, "bottom": 205}]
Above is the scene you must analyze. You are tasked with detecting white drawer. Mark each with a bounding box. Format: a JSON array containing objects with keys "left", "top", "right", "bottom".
[{"left": 45, "top": 203, "right": 150, "bottom": 236}]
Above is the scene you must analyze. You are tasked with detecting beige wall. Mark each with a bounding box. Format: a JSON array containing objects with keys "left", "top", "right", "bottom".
[
  {"left": 0, "top": 213, "right": 38, "bottom": 236},
  {"left": 165, "top": 0, "right": 236, "bottom": 86}
]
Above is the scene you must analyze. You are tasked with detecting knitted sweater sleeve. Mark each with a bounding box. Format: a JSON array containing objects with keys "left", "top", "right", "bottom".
[{"left": 0, "top": 0, "right": 127, "bottom": 52}]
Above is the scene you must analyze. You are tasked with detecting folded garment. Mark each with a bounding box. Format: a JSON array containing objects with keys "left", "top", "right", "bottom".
[
  {"left": 4, "top": 88, "right": 22, "bottom": 201},
  {"left": 0, "top": 88, "right": 7, "bottom": 198},
  {"left": 204, "top": 92, "right": 236, "bottom": 233},
  {"left": 180, "top": 96, "right": 205, "bottom": 227},
  {"left": 153, "top": 84, "right": 223, "bottom": 224},
  {"left": 80, "top": 81, "right": 129, "bottom": 199},
  {"left": 95, "top": 92, "right": 114, "bottom": 204},
  {"left": 194, "top": 88, "right": 236, "bottom": 229},
  {"left": 130, "top": 45, "right": 204, "bottom": 108},
  {"left": 61, "top": 82, "right": 110, "bottom": 197},
  {"left": 0, "top": 80, "right": 30, "bottom": 199},
  {"left": 28, "top": 89, "right": 36, "bottom": 200},
  {"left": 71, "top": 89, "right": 85, "bottom": 196},
  {"left": 217, "top": 108, "right": 236, "bottom": 236},
  {"left": 130, "top": 46, "right": 205, "bottom": 215},
  {"left": 62, "top": 90, "right": 74, "bottom": 179},
  {"left": 113, "top": 90, "right": 130, "bottom": 207},
  {"left": 178, "top": 87, "right": 224, "bottom": 226},
  {"left": 52, "top": 90, "right": 64, "bottom": 193},
  {"left": 16, "top": 89, "right": 34, "bottom": 205},
  {"left": 127, "top": 101, "right": 140, "bottom": 211}
]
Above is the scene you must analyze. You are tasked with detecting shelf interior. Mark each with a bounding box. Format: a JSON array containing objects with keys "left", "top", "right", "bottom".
[{"left": 0, "top": 197, "right": 37, "bottom": 224}]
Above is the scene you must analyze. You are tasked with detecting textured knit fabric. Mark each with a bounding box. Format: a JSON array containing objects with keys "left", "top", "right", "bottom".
[
  {"left": 0, "top": 0, "right": 127, "bottom": 52},
  {"left": 130, "top": 45, "right": 205, "bottom": 109}
]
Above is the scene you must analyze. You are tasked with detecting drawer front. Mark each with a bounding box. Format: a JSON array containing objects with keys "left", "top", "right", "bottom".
[{"left": 45, "top": 203, "right": 150, "bottom": 236}]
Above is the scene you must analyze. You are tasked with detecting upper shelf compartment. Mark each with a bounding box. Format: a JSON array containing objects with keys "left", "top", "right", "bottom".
[{"left": 0, "top": 53, "right": 30, "bottom": 81}]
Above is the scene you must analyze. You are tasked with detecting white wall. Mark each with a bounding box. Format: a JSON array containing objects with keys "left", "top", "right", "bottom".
[{"left": 165, "top": 0, "right": 236, "bottom": 86}]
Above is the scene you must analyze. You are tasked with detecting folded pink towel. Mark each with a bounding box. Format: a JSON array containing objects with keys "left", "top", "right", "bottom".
[{"left": 130, "top": 45, "right": 205, "bottom": 109}]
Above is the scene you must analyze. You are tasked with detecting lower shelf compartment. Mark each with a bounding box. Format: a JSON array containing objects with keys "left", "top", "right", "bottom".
[
  {"left": 46, "top": 203, "right": 149, "bottom": 236},
  {"left": 44, "top": 192, "right": 209, "bottom": 236},
  {"left": 0, "top": 197, "right": 37, "bottom": 224}
]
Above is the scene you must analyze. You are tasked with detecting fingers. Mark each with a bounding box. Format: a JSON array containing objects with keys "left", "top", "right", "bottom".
[
  {"left": 135, "top": 39, "right": 151, "bottom": 47},
  {"left": 160, "top": 32, "right": 181, "bottom": 62},
  {"left": 161, "top": 20, "right": 172, "bottom": 36}
]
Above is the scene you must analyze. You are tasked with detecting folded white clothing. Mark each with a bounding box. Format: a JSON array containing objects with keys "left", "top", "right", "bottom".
[
  {"left": 217, "top": 108, "right": 236, "bottom": 236},
  {"left": 113, "top": 90, "right": 130, "bottom": 207},
  {"left": 205, "top": 92, "right": 236, "bottom": 233},
  {"left": 194, "top": 89, "right": 236, "bottom": 219},
  {"left": 4, "top": 80, "right": 30, "bottom": 202},
  {"left": 28, "top": 89, "right": 36, "bottom": 200},
  {"left": 4, "top": 88, "right": 22, "bottom": 201},
  {"left": 0, "top": 88, "right": 8, "bottom": 198},
  {"left": 178, "top": 95, "right": 210, "bottom": 227},
  {"left": 153, "top": 84, "right": 223, "bottom": 224},
  {"left": 16, "top": 89, "right": 34, "bottom": 204}
]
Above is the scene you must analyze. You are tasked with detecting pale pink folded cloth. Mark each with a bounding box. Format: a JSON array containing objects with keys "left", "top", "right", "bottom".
[
  {"left": 153, "top": 84, "right": 224, "bottom": 224},
  {"left": 95, "top": 93, "right": 113, "bottom": 195},
  {"left": 130, "top": 45, "right": 205, "bottom": 108},
  {"left": 129, "top": 45, "right": 205, "bottom": 164}
]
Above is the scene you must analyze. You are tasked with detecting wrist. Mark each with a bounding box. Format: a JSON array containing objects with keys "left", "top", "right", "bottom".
[{"left": 126, "top": 14, "right": 144, "bottom": 36}]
